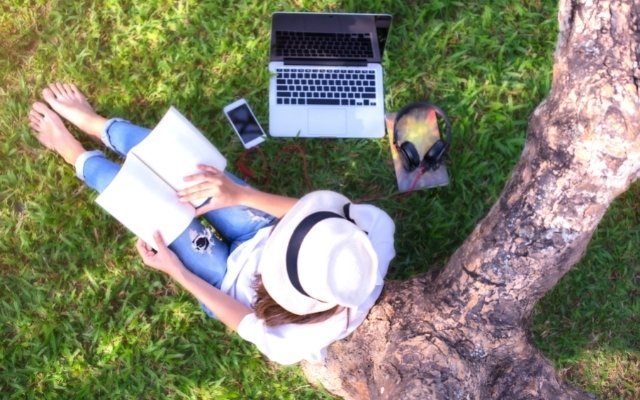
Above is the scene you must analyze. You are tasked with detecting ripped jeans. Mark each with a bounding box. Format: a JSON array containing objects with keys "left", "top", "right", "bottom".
[{"left": 74, "top": 119, "right": 277, "bottom": 316}]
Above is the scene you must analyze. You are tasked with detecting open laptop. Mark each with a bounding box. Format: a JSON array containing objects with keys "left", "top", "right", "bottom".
[{"left": 268, "top": 12, "right": 392, "bottom": 138}]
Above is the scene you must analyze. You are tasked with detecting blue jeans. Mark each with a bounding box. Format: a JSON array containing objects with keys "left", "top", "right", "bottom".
[{"left": 75, "top": 119, "right": 277, "bottom": 316}]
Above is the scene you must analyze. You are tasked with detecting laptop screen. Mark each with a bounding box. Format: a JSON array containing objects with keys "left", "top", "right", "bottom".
[{"left": 270, "top": 12, "right": 392, "bottom": 64}]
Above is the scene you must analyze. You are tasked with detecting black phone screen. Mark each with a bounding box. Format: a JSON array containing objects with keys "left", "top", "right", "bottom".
[{"left": 227, "top": 103, "right": 264, "bottom": 143}]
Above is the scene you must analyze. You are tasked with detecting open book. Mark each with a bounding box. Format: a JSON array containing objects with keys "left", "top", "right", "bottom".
[{"left": 96, "top": 107, "right": 227, "bottom": 249}]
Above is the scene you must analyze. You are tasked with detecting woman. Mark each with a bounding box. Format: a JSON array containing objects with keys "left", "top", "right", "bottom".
[{"left": 29, "top": 83, "right": 395, "bottom": 364}]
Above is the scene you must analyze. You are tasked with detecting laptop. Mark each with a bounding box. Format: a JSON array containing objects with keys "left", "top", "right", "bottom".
[{"left": 268, "top": 12, "right": 392, "bottom": 138}]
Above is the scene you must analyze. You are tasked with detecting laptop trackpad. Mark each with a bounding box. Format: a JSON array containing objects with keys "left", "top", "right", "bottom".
[{"left": 308, "top": 108, "right": 347, "bottom": 136}]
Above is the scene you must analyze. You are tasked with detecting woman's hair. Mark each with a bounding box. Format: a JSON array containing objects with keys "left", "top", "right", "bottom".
[{"left": 252, "top": 274, "right": 342, "bottom": 327}]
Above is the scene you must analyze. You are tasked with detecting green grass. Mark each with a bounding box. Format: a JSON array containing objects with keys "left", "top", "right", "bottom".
[{"left": 1, "top": 0, "right": 637, "bottom": 398}]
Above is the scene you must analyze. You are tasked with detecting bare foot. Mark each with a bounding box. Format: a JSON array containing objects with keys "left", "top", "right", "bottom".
[
  {"left": 29, "top": 102, "right": 86, "bottom": 165},
  {"left": 42, "top": 83, "right": 107, "bottom": 140}
]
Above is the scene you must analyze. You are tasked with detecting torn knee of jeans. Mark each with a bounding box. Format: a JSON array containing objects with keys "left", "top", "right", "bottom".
[{"left": 189, "top": 227, "right": 215, "bottom": 254}]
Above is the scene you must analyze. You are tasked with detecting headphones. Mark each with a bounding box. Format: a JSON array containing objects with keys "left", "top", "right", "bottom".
[{"left": 391, "top": 102, "right": 452, "bottom": 172}]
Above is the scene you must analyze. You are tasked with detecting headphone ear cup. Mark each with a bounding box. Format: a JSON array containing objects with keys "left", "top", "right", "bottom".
[
  {"left": 399, "top": 141, "right": 421, "bottom": 171},
  {"left": 424, "top": 140, "right": 447, "bottom": 170}
]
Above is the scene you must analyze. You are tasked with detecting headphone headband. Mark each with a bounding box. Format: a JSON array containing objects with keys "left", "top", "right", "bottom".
[
  {"left": 392, "top": 101, "right": 452, "bottom": 146},
  {"left": 391, "top": 101, "right": 452, "bottom": 172}
]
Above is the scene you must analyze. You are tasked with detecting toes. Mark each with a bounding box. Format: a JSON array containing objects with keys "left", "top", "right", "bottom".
[
  {"left": 32, "top": 101, "right": 52, "bottom": 115},
  {"left": 69, "top": 83, "right": 85, "bottom": 99},
  {"left": 42, "top": 87, "right": 56, "bottom": 103},
  {"left": 29, "top": 109, "right": 42, "bottom": 120},
  {"left": 62, "top": 83, "right": 74, "bottom": 96},
  {"left": 49, "top": 83, "right": 63, "bottom": 98},
  {"left": 45, "top": 82, "right": 85, "bottom": 101},
  {"left": 29, "top": 113, "right": 41, "bottom": 127},
  {"left": 53, "top": 82, "right": 66, "bottom": 97},
  {"left": 29, "top": 120, "right": 41, "bottom": 132}
]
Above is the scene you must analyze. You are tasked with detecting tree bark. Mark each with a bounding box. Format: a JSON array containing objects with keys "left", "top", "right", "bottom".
[{"left": 302, "top": 1, "right": 640, "bottom": 398}]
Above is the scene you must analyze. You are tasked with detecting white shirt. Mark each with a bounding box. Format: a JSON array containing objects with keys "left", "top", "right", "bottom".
[{"left": 220, "top": 203, "right": 395, "bottom": 365}]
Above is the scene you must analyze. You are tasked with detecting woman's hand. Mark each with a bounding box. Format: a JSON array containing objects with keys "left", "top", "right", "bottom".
[
  {"left": 178, "top": 165, "right": 248, "bottom": 216},
  {"left": 136, "top": 232, "right": 185, "bottom": 278}
]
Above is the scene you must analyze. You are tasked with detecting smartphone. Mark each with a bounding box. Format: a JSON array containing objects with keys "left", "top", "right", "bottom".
[{"left": 223, "top": 99, "right": 267, "bottom": 149}]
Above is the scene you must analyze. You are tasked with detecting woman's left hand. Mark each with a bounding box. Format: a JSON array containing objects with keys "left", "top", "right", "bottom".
[{"left": 136, "top": 232, "right": 185, "bottom": 278}]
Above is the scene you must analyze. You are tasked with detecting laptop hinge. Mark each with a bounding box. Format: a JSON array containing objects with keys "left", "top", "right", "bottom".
[{"left": 283, "top": 58, "right": 368, "bottom": 67}]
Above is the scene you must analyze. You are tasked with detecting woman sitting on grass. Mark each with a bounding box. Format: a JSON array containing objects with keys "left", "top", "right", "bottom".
[{"left": 28, "top": 83, "right": 396, "bottom": 365}]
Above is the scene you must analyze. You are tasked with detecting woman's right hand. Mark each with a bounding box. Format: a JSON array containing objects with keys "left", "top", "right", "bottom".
[
  {"left": 177, "top": 165, "right": 249, "bottom": 216},
  {"left": 136, "top": 232, "right": 185, "bottom": 278}
]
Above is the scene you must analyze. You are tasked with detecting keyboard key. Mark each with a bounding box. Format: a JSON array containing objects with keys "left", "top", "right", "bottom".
[
  {"left": 362, "top": 93, "right": 375, "bottom": 99},
  {"left": 277, "top": 92, "right": 291, "bottom": 97},
  {"left": 307, "top": 98, "right": 340, "bottom": 105}
]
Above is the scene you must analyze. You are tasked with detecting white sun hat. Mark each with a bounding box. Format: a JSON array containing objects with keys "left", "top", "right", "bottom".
[{"left": 259, "top": 191, "right": 379, "bottom": 315}]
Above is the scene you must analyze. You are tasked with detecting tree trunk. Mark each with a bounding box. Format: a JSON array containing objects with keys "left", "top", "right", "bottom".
[{"left": 302, "top": 0, "right": 640, "bottom": 398}]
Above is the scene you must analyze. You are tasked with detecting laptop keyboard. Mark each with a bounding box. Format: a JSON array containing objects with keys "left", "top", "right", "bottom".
[
  {"left": 275, "top": 67, "right": 378, "bottom": 106},
  {"left": 275, "top": 31, "right": 374, "bottom": 59}
]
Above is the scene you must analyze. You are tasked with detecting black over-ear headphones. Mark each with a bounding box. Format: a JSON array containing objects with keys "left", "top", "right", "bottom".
[{"left": 391, "top": 102, "right": 452, "bottom": 172}]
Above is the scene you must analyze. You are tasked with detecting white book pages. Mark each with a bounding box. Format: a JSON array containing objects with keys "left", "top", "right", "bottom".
[
  {"left": 131, "top": 107, "right": 227, "bottom": 207},
  {"left": 96, "top": 155, "right": 195, "bottom": 249}
]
